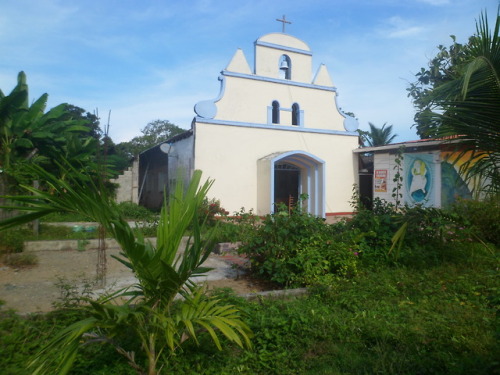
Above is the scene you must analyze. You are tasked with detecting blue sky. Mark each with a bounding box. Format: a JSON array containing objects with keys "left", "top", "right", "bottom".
[{"left": 1, "top": 0, "right": 498, "bottom": 143}]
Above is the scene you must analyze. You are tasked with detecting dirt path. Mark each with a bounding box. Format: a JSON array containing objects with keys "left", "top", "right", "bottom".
[{"left": 0, "top": 247, "right": 265, "bottom": 314}]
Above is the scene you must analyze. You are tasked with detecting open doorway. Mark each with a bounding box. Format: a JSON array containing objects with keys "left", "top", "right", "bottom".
[{"left": 274, "top": 163, "right": 300, "bottom": 211}]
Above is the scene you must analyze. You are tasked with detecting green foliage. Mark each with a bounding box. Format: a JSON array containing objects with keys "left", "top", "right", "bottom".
[
  {"left": 0, "top": 165, "right": 252, "bottom": 375},
  {"left": 0, "top": 308, "right": 134, "bottom": 375},
  {"left": 410, "top": 10, "right": 500, "bottom": 195},
  {"left": 239, "top": 206, "right": 358, "bottom": 287},
  {"left": 450, "top": 195, "right": 500, "bottom": 245},
  {"left": 116, "top": 119, "right": 185, "bottom": 158},
  {"left": 0, "top": 227, "right": 28, "bottom": 253},
  {"left": 96, "top": 250, "right": 500, "bottom": 374},
  {"left": 392, "top": 145, "right": 405, "bottom": 210},
  {"left": 41, "top": 211, "right": 89, "bottom": 222},
  {"left": 0, "top": 72, "right": 100, "bottom": 197},
  {"left": 337, "top": 193, "right": 496, "bottom": 268},
  {"left": 359, "top": 122, "right": 398, "bottom": 147},
  {"left": 408, "top": 35, "right": 475, "bottom": 138},
  {"left": 0, "top": 215, "right": 498, "bottom": 374},
  {"left": 198, "top": 197, "right": 229, "bottom": 227},
  {"left": 334, "top": 198, "right": 399, "bottom": 264},
  {"left": 210, "top": 207, "right": 260, "bottom": 244},
  {"left": 115, "top": 201, "right": 157, "bottom": 221},
  {"left": 42, "top": 203, "right": 156, "bottom": 222},
  {"left": 2, "top": 252, "right": 38, "bottom": 267},
  {"left": 52, "top": 276, "right": 96, "bottom": 310}
]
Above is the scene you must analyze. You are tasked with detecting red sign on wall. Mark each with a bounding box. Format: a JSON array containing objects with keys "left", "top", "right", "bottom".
[{"left": 374, "top": 169, "right": 388, "bottom": 192}]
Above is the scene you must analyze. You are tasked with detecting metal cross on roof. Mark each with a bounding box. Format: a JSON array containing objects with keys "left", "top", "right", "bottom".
[{"left": 276, "top": 15, "right": 291, "bottom": 33}]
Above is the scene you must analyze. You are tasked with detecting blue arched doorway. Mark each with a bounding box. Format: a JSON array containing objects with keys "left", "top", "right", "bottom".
[{"left": 258, "top": 151, "right": 325, "bottom": 217}]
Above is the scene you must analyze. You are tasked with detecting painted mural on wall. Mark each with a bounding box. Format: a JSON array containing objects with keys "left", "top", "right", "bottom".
[
  {"left": 440, "top": 150, "right": 472, "bottom": 206},
  {"left": 402, "top": 151, "right": 473, "bottom": 208},
  {"left": 404, "top": 153, "right": 435, "bottom": 207}
]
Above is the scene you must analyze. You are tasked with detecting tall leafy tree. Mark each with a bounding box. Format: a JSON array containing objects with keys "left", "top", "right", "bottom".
[
  {"left": 359, "top": 122, "right": 398, "bottom": 147},
  {"left": 0, "top": 72, "right": 91, "bottom": 198},
  {"left": 408, "top": 36, "right": 475, "bottom": 138},
  {"left": 420, "top": 10, "right": 499, "bottom": 195},
  {"left": 117, "top": 119, "right": 185, "bottom": 158}
]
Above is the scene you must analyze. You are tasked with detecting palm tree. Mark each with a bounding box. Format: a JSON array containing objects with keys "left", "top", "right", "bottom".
[
  {"left": 423, "top": 10, "right": 499, "bottom": 195},
  {"left": 361, "top": 122, "right": 398, "bottom": 147},
  {"left": 0, "top": 166, "right": 252, "bottom": 375}
]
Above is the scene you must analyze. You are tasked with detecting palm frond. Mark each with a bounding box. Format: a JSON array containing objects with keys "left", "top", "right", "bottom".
[
  {"left": 424, "top": 9, "right": 500, "bottom": 195},
  {"left": 0, "top": 162, "right": 252, "bottom": 374}
]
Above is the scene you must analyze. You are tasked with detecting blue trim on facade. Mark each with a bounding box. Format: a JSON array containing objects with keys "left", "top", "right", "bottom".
[
  {"left": 193, "top": 75, "right": 227, "bottom": 119},
  {"left": 214, "top": 75, "right": 226, "bottom": 102},
  {"left": 255, "top": 40, "right": 312, "bottom": 56},
  {"left": 329, "top": 82, "right": 359, "bottom": 131},
  {"left": 195, "top": 117, "right": 358, "bottom": 137},
  {"left": 222, "top": 70, "right": 337, "bottom": 92},
  {"left": 314, "top": 165, "right": 319, "bottom": 214}
]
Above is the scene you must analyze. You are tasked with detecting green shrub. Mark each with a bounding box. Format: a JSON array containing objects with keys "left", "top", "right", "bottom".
[
  {"left": 388, "top": 204, "right": 493, "bottom": 267},
  {"left": 2, "top": 252, "right": 38, "bottom": 267},
  {"left": 42, "top": 202, "right": 157, "bottom": 223},
  {"left": 41, "top": 211, "right": 88, "bottom": 222},
  {"left": 211, "top": 207, "right": 260, "bottom": 243},
  {"left": 333, "top": 198, "right": 399, "bottom": 265},
  {"left": 0, "top": 227, "right": 28, "bottom": 253},
  {"left": 239, "top": 206, "right": 357, "bottom": 287},
  {"left": 450, "top": 196, "right": 500, "bottom": 245},
  {"left": 52, "top": 276, "right": 96, "bottom": 309},
  {"left": 116, "top": 201, "right": 156, "bottom": 221},
  {"left": 198, "top": 197, "right": 229, "bottom": 227}
]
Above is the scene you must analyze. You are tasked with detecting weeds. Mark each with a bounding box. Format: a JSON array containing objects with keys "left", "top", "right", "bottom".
[
  {"left": 52, "top": 276, "right": 96, "bottom": 309},
  {"left": 2, "top": 252, "right": 38, "bottom": 267}
]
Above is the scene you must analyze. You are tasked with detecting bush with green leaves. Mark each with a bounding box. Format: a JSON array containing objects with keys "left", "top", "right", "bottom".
[
  {"left": 335, "top": 198, "right": 399, "bottom": 264},
  {"left": 211, "top": 207, "right": 260, "bottom": 244},
  {"left": 239, "top": 205, "right": 358, "bottom": 287},
  {"left": 2, "top": 252, "right": 38, "bottom": 267},
  {"left": 0, "top": 227, "right": 28, "bottom": 253},
  {"left": 197, "top": 197, "right": 229, "bottom": 228},
  {"left": 116, "top": 201, "right": 157, "bottom": 221},
  {"left": 449, "top": 195, "right": 500, "bottom": 246}
]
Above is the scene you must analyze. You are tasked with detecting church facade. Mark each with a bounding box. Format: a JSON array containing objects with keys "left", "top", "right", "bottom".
[{"left": 142, "top": 32, "right": 359, "bottom": 217}]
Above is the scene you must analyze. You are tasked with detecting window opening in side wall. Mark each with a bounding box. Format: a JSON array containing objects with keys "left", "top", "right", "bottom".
[
  {"left": 272, "top": 101, "right": 280, "bottom": 124},
  {"left": 292, "top": 103, "right": 300, "bottom": 125}
]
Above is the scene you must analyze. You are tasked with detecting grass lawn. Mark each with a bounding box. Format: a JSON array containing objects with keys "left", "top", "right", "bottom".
[{"left": 1, "top": 248, "right": 498, "bottom": 374}]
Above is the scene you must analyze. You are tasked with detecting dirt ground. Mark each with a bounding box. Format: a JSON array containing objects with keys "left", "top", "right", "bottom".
[{"left": 0, "top": 247, "right": 269, "bottom": 314}]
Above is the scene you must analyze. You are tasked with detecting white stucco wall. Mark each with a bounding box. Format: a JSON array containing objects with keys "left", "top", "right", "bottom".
[
  {"left": 255, "top": 33, "right": 312, "bottom": 83},
  {"left": 215, "top": 76, "right": 345, "bottom": 131},
  {"left": 167, "top": 135, "right": 194, "bottom": 189},
  {"left": 373, "top": 153, "right": 399, "bottom": 204},
  {"left": 194, "top": 122, "right": 358, "bottom": 215}
]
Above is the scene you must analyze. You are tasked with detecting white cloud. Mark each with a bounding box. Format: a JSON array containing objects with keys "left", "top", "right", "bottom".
[{"left": 380, "top": 16, "right": 425, "bottom": 39}]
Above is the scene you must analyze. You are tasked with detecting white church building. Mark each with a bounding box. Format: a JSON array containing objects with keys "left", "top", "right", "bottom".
[{"left": 133, "top": 31, "right": 360, "bottom": 219}]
